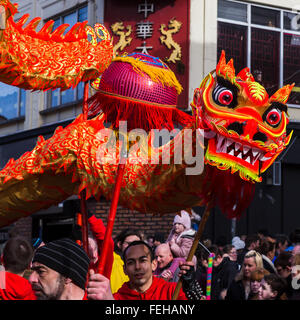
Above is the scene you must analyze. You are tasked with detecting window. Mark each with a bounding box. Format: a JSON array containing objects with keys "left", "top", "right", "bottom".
[
  {"left": 0, "top": 83, "right": 26, "bottom": 121},
  {"left": 217, "top": 0, "right": 300, "bottom": 105},
  {"left": 47, "top": 5, "right": 88, "bottom": 108},
  {"left": 218, "top": 0, "right": 247, "bottom": 22},
  {"left": 251, "top": 6, "right": 280, "bottom": 28}
]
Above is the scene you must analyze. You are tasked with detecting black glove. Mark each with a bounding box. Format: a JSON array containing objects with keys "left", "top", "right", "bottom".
[
  {"left": 181, "top": 267, "right": 204, "bottom": 300},
  {"left": 181, "top": 264, "right": 195, "bottom": 284},
  {"left": 183, "top": 279, "right": 204, "bottom": 300}
]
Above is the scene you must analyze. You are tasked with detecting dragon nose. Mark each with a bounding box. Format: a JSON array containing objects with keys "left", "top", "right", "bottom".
[
  {"left": 242, "top": 119, "right": 268, "bottom": 142},
  {"left": 227, "top": 122, "right": 245, "bottom": 135},
  {"left": 227, "top": 120, "right": 268, "bottom": 142},
  {"left": 234, "top": 107, "right": 268, "bottom": 142},
  {"left": 235, "top": 106, "right": 263, "bottom": 122},
  {"left": 253, "top": 131, "right": 267, "bottom": 142}
]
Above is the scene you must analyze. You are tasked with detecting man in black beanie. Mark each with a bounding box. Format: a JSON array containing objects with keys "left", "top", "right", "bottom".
[{"left": 29, "top": 238, "right": 90, "bottom": 300}]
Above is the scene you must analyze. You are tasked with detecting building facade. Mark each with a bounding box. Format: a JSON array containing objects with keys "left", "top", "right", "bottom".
[{"left": 0, "top": 0, "right": 300, "bottom": 246}]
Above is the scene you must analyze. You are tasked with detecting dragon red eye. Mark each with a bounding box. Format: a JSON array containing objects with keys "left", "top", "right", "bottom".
[
  {"left": 213, "top": 85, "right": 233, "bottom": 106},
  {"left": 266, "top": 109, "right": 281, "bottom": 127},
  {"left": 219, "top": 90, "right": 233, "bottom": 105}
]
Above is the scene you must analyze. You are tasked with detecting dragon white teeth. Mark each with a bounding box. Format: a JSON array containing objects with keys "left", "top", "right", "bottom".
[
  {"left": 214, "top": 135, "right": 271, "bottom": 165},
  {"left": 217, "top": 135, "right": 225, "bottom": 151},
  {"left": 243, "top": 146, "right": 250, "bottom": 154},
  {"left": 258, "top": 153, "right": 271, "bottom": 161},
  {"left": 252, "top": 149, "right": 259, "bottom": 157},
  {"left": 235, "top": 142, "right": 241, "bottom": 151},
  {"left": 253, "top": 155, "right": 260, "bottom": 164},
  {"left": 260, "top": 155, "right": 272, "bottom": 161},
  {"left": 221, "top": 144, "right": 227, "bottom": 153},
  {"left": 245, "top": 156, "right": 251, "bottom": 163},
  {"left": 226, "top": 139, "right": 232, "bottom": 147},
  {"left": 251, "top": 149, "right": 262, "bottom": 165}
]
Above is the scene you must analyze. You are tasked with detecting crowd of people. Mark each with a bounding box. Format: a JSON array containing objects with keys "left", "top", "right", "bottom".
[
  {"left": 0, "top": 209, "right": 300, "bottom": 301},
  {"left": 194, "top": 228, "right": 300, "bottom": 300}
]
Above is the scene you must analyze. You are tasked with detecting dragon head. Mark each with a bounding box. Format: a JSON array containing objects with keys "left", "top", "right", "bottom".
[{"left": 191, "top": 50, "right": 293, "bottom": 183}]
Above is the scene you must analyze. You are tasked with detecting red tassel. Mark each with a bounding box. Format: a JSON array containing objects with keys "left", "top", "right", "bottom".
[{"left": 88, "top": 91, "right": 192, "bottom": 131}]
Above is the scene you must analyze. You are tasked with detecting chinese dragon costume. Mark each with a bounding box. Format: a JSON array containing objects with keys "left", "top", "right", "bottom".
[{"left": 0, "top": 0, "right": 294, "bottom": 228}]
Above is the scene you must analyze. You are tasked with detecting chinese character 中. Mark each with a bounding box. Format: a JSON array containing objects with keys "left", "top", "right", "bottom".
[{"left": 138, "top": 0, "right": 154, "bottom": 19}]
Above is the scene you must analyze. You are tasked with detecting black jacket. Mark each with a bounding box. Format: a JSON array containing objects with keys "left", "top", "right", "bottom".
[
  {"left": 212, "top": 257, "right": 239, "bottom": 299},
  {"left": 262, "top": 255, "right": 277, "bottom": 274},
  {"left": 196, "top": 257, "right": 239, "bottom": 300},
  {"left": 285, "top": 274, "right": 300, "bottom": 300},
  {"left": 237, "top": 248, "right": 248, "bottom": 266},
  {"left": 225, "top": 279, "right": 246, "bottom": 300}
]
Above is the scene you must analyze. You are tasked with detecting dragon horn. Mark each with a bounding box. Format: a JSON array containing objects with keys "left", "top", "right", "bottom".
[
  {"left": 216, "top": 50, "right": 235, "bottom": 82},
  {"left": 216, "top": 50, "right": 226, "bottom": 75},
  {"left": 269, "top": 83, "right": 295, "bottom": 104},
  {"left": 237, "top": 67, "right": 255, "bottom": 82}
]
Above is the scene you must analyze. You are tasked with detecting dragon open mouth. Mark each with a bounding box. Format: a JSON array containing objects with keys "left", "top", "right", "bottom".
[
  {"left": 203, "top": 129, "right": 278, "bottom": 182},
  {"left": 215, "top": 134, "right": 270, "bottom": 166}
]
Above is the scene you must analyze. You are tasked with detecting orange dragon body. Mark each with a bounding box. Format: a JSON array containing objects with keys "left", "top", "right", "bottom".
[
  {"left": 0, "top": 0, "right": 113, "bottom": 91},
  {"left": 0, "top": 1, "right": 294, "bottom": 228}
]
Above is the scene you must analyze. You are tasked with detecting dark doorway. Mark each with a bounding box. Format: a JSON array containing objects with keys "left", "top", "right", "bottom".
[
  {"left": 32, "top": 214, "right": 75, "bottom": 243},
  {"left": 42, "top": 217, "right": 74, "bottom": 242}
]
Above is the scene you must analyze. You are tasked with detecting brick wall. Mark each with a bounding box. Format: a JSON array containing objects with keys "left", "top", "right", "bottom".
[
  {"left": 1, "top": 199, "right": 178, "bottom": 244},
  {"left": 11, "top": 216, "right": 32, "bottom": 241},
  {"left": 87, "top": 198, "right": 176, "bottom": 241}
]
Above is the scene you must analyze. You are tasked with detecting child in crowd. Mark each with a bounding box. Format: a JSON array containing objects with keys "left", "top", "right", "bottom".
[
  {"left": 258, "top": 273, "right": 287, "bottom": 300},
  {"left": 0, "top": 237, "right": 36, "bottom": 300},
  {"left": 248, "top": 267, "right": 270, "bottom": 300},
  {"left": 166, "top": 210, "right": 196, "bottom": 265}
]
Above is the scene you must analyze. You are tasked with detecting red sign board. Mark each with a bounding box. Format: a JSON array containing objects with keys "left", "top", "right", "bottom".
[{"left": 104, "top": 0, "right": 190, "bottom": 108}]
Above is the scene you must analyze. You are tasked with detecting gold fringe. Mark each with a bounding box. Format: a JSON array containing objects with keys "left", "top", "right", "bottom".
[{"left": 112, "top": 56, "right": 183, "bottom": 94}]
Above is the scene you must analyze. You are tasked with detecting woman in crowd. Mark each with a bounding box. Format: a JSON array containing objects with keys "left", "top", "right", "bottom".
[{"left": 225, "top": 250, "right": 263, "bottom": 300}]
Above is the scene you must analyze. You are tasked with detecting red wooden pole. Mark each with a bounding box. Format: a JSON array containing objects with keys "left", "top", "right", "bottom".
[
  {"left": 82, "top": 81, "right": 89, "bottom": 118},
  {"left": 80, "top": 82, "right": 90, "bottom": 254},
  {"left": 76, "top": 212, "right": 82, "bottom": 246},
  {"left": 80, "top": 190, "right": 89, "bottom": 254},
  {"left": 97, "top": 160, "right": 126, "bottom": 274}
]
